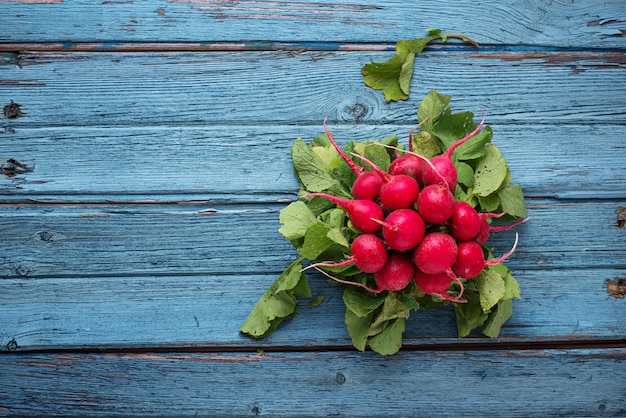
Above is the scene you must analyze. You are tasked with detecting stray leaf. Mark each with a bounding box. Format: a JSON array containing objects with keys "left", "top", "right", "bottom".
[
  {"left": 362, "top": 33, "right": 478, "bottom": 102},
  {"left": 308, "top": 295, "right": 324, "bottom": 308}
]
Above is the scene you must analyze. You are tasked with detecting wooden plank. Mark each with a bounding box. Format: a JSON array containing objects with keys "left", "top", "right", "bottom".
[
  {"left": 1, "top": 200, "right": 624, "bottom": 351},
  {"left": 1, "top": 267, "right": 624, "bottom": 351},
  {"left": 0, "top": 124, "right": 625, "bottom": 200},
  {"left": 0, "top": 0, "right": 624, "bottom": 48},
  {"left": 0, "top": 200, "right": 623, "bottom": 280},
  {"left": 1, "top": 51, "right": 625, "bottom": 129},
  {"left": 1, "top": 349, "right": 624, "bottom": 416}
]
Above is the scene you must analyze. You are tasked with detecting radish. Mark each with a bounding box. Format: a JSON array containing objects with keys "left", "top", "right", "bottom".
[
  {"left": 413, "top": 232, "right": 458, "bottom": 274},
  {"left": 474, "top": 213, "right": 530, "bottom": 245},
  {"left": 303, "top": 193, "right": 384, "bottom": 233},
  {"left": 449, "top": 201, "right": 481, "bottom": 241},
  {"left": 377, "top": 209, "right": 426, "bottom": 251},
  {"left": 351, "top": 170, "right": 384, "bottom": 201},
  {"left": 388, "top": 121, "right": 428, "bottom": 185},
  {"left": 414, "top": 270, "right": 466, "bottom": 303},
  {"left": 453, "top": 233, "right": 519, "bottom": 279},
  {"left": 389, "top": 154, "right": 425, "bottom": 187},
  {"left": 323, "top": 118, "right": 383, "bottom": 201},
  {"left": 351, "top": 153, "right": 420, "bottom": 210},
  {"left": 303, "top": 233, "right": 388, "bottom": 274},
  {"left": 416, "top": 184, "right": 456, "bottom": 224},
  {"left": 421, "top": 109, "right": 486, "bottom": 190},
  {"left": 313, "top": 251, "right": 414, "bottom": 294},
  {"left": 373, "top": 251, "right": 415, "bottom": 292}
]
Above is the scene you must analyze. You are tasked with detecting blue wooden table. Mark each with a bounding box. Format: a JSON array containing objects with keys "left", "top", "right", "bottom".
[{"left": 1, "top": 1, "right": 625, "bottom": 416}]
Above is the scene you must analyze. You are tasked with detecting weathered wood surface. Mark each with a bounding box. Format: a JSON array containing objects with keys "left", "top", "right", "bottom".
[
  {"left": 1, "top": 0, "right": 625, "bottom": 416},
  {"left": 0, "top": 0, "right": 624, "bottom": 48},
  {"left": 1, "top": 349, "right": 625, "bottom": 417}
]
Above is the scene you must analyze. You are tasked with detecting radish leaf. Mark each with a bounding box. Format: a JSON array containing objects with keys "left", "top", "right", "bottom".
[{"left": 362, "top": 32, "right": 478, "bottom": 102}]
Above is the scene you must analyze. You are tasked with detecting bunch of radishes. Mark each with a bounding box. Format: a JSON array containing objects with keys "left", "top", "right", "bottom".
[{"left": 302, "top": 114, "right": 528, "bottom": 303}]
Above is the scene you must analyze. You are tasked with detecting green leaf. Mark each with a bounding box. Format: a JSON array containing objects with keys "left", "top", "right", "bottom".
[
  {"left": 476, "top": 269, "right": 507, "bottom": 313},
  {"left": 311, "top": 145, "right": 341, "bottom": 171},
  {"left": 369, "top": 317, "right": 406, "bottom": 355},
  {"left": 353, "top": 141, "right": 392, "bottom": 172},
  {"left": 482, "top": 299, "right": 513, "bottom": 338},
  {"left": 291, "top": 138, "right": 348, "bottom": 197},
  {"left": 399, "top": 52, "right": 416, "bottom": 95},
  {"left": 478, "top": 194, "right": 501, "bottom": 212},
  {"left": 498, "top": 183, "right": 527, "bottom": 218},
  {"left": 319, "top": 207, "right": 346, "bottom": 229},
  {"left": 343, "top": 287, "right": 385, "bottom": 317},
  {"left": 308, "top": 295, "right": 324, "bottom": 308},
  {"left": 473, "top": 145, "right": 508, "bottom": 197},
  {"left": 412, "top": 131, "right": 441, "bottom": 159},
  {"left": 456, "top": 161, "right": 475, "bottom": 187},
  {"left": 361, "top": 35, "right": 438, "bottom": 103},
  {"left": 417, "top": 89, "right": 451, "bottom": 130},
  {"left": 455, "top": 126, "right": 493, "bottom": 161},
  {"left": 369, "top": 293, "right": 411, "bottom": 333},
  {"left": 345, "top": 308, "right": 373, "bottom": 352},
  {"left": 432, "top": 110, "right": 474, "bottom": 150},
  {"left": 397, "top": 291, "right": 420, "bottom": 311},
  {"left": 489, "top": 264, "right": 522, "bottom": 300},
  {"left": 455, "top": 302, "right": 489, "bottom": 337},
  {"left": 298, "top": 222, "right": 336, "bottom": 260},
  {"left": 361, "top": 54, "right": 409, "bottom": 102},
  {"left": 240, "top": 258, "right": 310, "bottom": 338},
  {"left": 327, "top": 227, "right": 349, "bottom": 250},
  {"left": 278, "top": 201, "right": 318, "bottom": 241}
]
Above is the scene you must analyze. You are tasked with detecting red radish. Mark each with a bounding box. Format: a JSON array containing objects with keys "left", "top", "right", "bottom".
[
  {"left": 303, "top": 234, "right": 388, "bottom": 273},
  {"left": 413, "top": 232, "right": 458, "bottom": 274},
  {"left": 351, "top": 153, "right": 420, "bottom": 210},
  {"left": 417, "top": 184, "right": 456, "bottom": 224},
  {"left": 414, "top": 270, "right": 466, "bottom": 303},
  {"left": 377, "top": 209, "right": 425, "bottom": 251},
  {"left": 453, "top": 233, "right": 519, "bottom": 279},
  {"left": 475, "top": 213, "right": 530, "bottom": 245},
  {"left": 388, "top": 119, "right": 431, "bottom": 185},
  {"left": 351, "top": 170, "right": 384, "bottom": 201},
  {"left": 389, "top": 154, "right": 425, "bottom": 187},
  {"left": 323, "top": 119, "right": 383, "bottom": 201},
  {"left": 449, "top": 201, "right": 481, "bottom": 241},
  {"left": 313, "top": 251, "right": 414, "bottom": 294},
  {"left": 422, "top": 109, "right": 486, "bottom": 190},
  {"left": 373, "top": 252, "right": 415, "bottom": 292},
  {"left": 303, "top": 193, "right": 384, "bottom": 233}
]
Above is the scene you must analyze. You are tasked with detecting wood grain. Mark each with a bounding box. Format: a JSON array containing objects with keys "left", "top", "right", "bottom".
[
  {"left": 0, "top": 200, "right": 623, "bottom": 280},
  {"left": 0, "top": 0, "right": 625, "bottom": 48},
  {"left": 1, "top": 51, "right": 625, "bottom": 128},
  {"left": 0, "top": 124, "right": 625, "bottom": 200},
  {"left": 0, "top": 202, "right": 623, "bottom": 351},
  {"left": 1, "top": 349, "right": 624, "bottom": 416},
  {"left": 0, "top": 0, "right": 625, "bottom": 415},
  {"left": 1, "top": 266, "right": 625, "bottom": 351}
]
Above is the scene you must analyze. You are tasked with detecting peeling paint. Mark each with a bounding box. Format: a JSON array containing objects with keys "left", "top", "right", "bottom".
[{"left": 467, "top": 51, "right": 626, "bottom": 72}]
